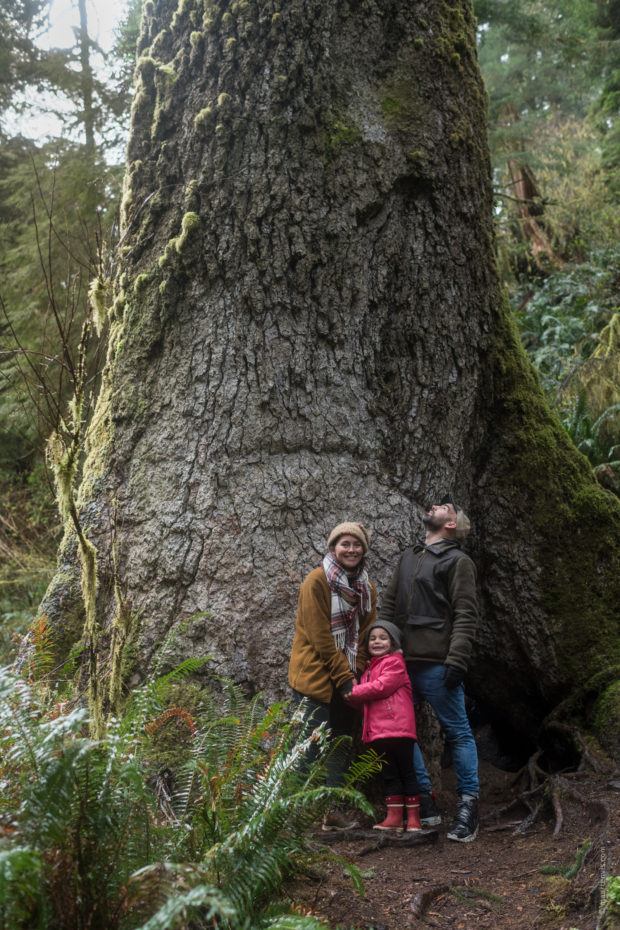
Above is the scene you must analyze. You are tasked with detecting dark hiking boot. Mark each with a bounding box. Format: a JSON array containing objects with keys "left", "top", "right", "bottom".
[
  {"left": 418, "top": 791, "right": 441, "bottom": 827},
  {"left": 447, "top": 795, "right": 479, "bottom": 843},
  {"left": 321, "top": 807, "right": 360, "bottom": 832}
]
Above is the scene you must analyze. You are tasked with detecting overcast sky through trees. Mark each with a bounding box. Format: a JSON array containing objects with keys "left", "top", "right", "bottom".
[{"left": 10, "top": 0, "right": 127, "bottom": 141}]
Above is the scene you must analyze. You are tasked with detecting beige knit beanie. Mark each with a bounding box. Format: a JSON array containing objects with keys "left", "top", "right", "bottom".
[{"left": 327, "top": 521, "right": 371, "bottom": 553}]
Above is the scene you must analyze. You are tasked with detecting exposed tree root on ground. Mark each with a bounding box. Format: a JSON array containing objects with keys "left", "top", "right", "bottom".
[
  {"left": 483, "top": 771, "right": 610, "bottom": 837},
  {"left": 287, "top": 726, "right": 620, "bottom": 929},
  {"left": 319, "top": 827, "right": 439, "bottom": 856},
  {"left": 481, "top": 720, "right": 615, "bottom": 929}
]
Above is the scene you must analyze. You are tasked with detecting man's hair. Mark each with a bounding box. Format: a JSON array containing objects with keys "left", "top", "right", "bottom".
[{"left": 440, "top": 494, "right": 471, "bottom": 540}]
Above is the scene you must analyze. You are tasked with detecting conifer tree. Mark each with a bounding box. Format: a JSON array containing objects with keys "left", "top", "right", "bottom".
[{"left": 38, "top": 0, "right": 620, "bottom": 754}]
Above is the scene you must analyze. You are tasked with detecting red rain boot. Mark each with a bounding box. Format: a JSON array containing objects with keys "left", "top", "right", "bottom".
[
  {"left": 372, "top": 795, "right": 404, "bottom": 833},
  {"left": 405, "top": 795, "right": 422, "bottom": 832}
]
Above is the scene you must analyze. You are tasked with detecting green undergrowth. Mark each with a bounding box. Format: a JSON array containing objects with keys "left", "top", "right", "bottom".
[
  {"left": 606, "top": 875, "right": 620, "bottom": 919},
  {"left": 0, "top": 465, "right": 58, "bottom": 665},
  {"left": 512, "top": 248, "right": 620, "bottom": 491},
  {"left": 0, "top": 659, "right": 379, "bottom": 930},
  {"left": 489, "top": 296, "right": 620, "bottom": 694}
]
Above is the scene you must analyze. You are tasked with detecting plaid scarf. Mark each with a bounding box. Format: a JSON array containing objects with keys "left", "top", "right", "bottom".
[{"left": 322, "top": 552, "right": 371, "bottom": 673}]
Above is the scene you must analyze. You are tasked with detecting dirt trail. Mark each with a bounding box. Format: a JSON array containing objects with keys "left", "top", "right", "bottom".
[{"left": 287, "top": 761, "right": 620, "bottom": 929}]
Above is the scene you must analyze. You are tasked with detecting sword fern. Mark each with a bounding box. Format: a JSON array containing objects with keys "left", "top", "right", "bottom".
[{"left": 0, "top": 665, "right": 376, "bottom": 929}]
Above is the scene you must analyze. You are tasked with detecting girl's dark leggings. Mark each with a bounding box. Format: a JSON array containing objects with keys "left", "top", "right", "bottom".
[{"left": 369, "top": 736, "right": 420, "bottom": 796}]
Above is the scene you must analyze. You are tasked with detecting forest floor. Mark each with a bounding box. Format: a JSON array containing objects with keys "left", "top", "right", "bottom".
[{"left": 285, "top": 759, "right": 620, "bottom": 930}]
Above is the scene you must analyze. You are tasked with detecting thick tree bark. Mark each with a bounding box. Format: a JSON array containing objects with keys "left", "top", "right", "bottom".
[{"left": 43, "top": 0, "right": 620, "bottom": 750}]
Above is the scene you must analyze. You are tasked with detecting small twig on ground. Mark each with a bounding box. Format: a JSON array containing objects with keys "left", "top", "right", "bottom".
[
  {"left": 484, "top": 820, "right": 524, "bottom": 832},
  {"left": 513, "top": 867, "right": 548, "bottom": 879},
  {"left": 311, "top": 876, "right": 324, "bottom": 909}
]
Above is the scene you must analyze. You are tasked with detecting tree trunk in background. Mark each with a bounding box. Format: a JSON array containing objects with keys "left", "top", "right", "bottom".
[
  {"left": 43, "top": 0, "right": 620, "bottom": 752},
  {"left": 77, "top": 0, "right": 96, "bottom": 154},
  {"left": 506, "top": 157, "right": 558, "bottom": 265},
  {"left": 504, "top": 104, "right": 558, "bottom": 267}
]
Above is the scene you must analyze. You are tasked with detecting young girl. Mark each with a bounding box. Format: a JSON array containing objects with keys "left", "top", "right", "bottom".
[{"left": 344, "top": 621, "right": 422, "bottom": 833}]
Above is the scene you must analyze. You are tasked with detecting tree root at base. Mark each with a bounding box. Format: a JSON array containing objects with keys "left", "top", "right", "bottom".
[{"left": 483, "top": 722, "right": 614, "bottom": 928}]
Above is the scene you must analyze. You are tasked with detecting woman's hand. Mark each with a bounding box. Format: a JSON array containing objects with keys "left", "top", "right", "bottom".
[{"left": 339, "top": 680, "right": 354, "bottom": 703}]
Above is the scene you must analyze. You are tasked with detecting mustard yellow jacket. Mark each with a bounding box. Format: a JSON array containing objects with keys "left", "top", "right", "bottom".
[{"left": 288, "top": 566, "right": 377, "bottom": 703}]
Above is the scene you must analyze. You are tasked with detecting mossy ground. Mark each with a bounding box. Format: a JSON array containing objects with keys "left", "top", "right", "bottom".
[{"left": 594, "top": 680, "right": 620, "bottom": 758}]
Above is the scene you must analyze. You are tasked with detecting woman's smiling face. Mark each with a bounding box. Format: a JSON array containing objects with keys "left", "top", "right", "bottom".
[{"left": 333, "top": 534, "right": 364, "bottom": 571}]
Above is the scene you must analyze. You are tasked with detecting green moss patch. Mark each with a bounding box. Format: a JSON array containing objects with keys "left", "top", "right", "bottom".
[{"left": 594, "top": 681, "right": 620, "bottom": 758}]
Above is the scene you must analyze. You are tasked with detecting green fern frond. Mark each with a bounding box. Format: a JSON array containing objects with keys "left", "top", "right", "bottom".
[
  {"left": 151, "top": 656, "right": 210, "bottom": 694},
  {"left": 0, "top": 673, "right": 43, "bottom": 775},
  {"left": 133, "top": 880, "right": 234, "bottom": 930},
  {"left": 0, "top": 665, "right": 372, "bottom": 928},
  {"left": 0, "top": 847, "right": 49, "bottom": 928},
  {"left": 263, "top": 916, "right": 331, "bottom": 930},
  {"left": 123, "top": 656, "right": 210, "bottom": 736},
  {"left": 344, "top": 746, "right": 384, "bottom": 786},
  {"left": 328, "top": 852, "right": 365, "bottom": 898},
  {"left": 25, "top": 614, "right": 55, "bottom": 684}
]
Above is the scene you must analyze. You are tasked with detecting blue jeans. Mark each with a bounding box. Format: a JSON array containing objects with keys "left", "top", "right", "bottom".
[{"left": 407, "top": 661, "right": 479, "bottom": 797}]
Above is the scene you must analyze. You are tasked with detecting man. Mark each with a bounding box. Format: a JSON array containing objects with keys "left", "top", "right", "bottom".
[{"left": 379, "top": 495, "right": 480, "bottom": 842}]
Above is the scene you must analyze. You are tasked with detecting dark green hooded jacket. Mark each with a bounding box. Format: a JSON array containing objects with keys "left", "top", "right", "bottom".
[{"left": 379, "top": 538, "right": 478, "bottom": 672}]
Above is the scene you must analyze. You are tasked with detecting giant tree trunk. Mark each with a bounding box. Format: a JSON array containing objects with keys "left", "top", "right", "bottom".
[{"left": 43, "top": 0, "right": 620, "bottom": 751}]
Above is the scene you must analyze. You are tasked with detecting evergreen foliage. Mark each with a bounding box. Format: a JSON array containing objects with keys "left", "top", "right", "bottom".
[
  {"left": 476, "top": 0, "right": 618, "bottom": 265},
  {"left": 512, "top": 248, "right": 620, "bottom": 485},
  {"left": 0, "top": 664, "right": 376, "bottom": 929},
  {"left": 0, "top": 138, "right": 119, "bottom": 466},
  {"left": 0, "top": 461, "right": 57, "bottom": 667},
  {"left": 0, "top": 0, "right": 139, "bottom": 150},
  {"left": 592, "top": 0, "right": 620, "bottom": 198},
  {"left": 0, "top": 0, "right": 49, "bottom": 133},
  {"left": 476, "top": 1, "right": 620, "bottom": 491},
  {"left": 513, "top": 251, "right": 619, "bottom": 390}
]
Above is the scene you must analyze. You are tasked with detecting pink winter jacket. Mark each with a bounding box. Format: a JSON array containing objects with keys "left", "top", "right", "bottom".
[{"left": 349, "top": 652, "right": 416, "bottom": 743}]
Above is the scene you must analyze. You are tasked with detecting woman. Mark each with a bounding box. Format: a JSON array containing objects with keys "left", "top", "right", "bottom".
[{"left": 288, "top": 521, "right": 377, "bottom": 831}]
